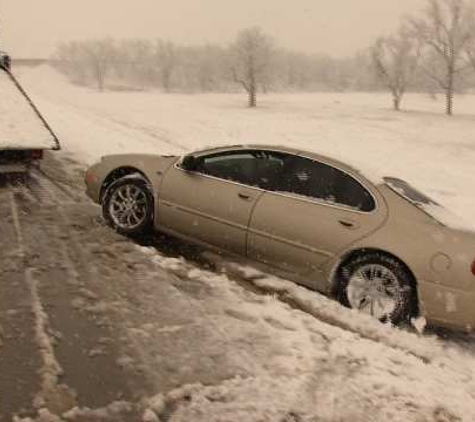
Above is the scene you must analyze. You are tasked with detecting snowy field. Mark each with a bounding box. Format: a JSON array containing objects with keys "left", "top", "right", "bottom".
[
  {"left": 17, "top": 65, "right": 475, "bottom": 227},
  {"left": 8, "top": 65, "right": 475, "bottom": 421}
]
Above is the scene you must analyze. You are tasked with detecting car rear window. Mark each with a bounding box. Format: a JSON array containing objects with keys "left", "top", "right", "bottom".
[{"left": 278, "top": 156, "right": 376, "bottom": 212}]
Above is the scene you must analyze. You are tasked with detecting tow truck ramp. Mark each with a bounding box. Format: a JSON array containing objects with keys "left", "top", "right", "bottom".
[{"left": 0, "top": 65, "right": 60, "bottom": 151}]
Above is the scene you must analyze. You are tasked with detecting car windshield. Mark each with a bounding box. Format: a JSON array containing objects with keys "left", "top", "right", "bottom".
[{"left": 383, "top": 177, "right": 438, "bottom": 207}]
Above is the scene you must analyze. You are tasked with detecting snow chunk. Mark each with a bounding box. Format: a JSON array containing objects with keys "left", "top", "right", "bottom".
[
  {"left": 142, "top": 409, "right": 159, "bottom": 422},
  {"left": 411, "top": 317, "right": 427, "bottom": 334},
  {"left": 62, "top": 401, "right": 133, "bottom": 421}
]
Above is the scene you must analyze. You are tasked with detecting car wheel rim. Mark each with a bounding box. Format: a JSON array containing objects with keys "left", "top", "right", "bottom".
[
  {"left": 108, "top": 184, "right": 148, "bottom": 230},
  {"left": 346, "top": 263, "right": 401, "bottom": 320}
]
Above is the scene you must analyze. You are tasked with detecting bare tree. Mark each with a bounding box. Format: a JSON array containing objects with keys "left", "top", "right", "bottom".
[
  {"left": 410, "top": 0, "right": 475, "bottom": 115},
  {"left": 191, "top": 45, "right": 228, "bottom": 92},
  {"left": 81, "top": 39, "right": 117, "bottom": 91},
  {"left": 54, "top": 35, "right": 400, "bottom": 94},
  {"left": 118, "top": 39, "right": 154, "bottom": 89},
  {"left": 461, "top": 30, "right": 475, "bottom": 78},
  {"left": 372, "top": 27, "right": 422, "bottom": 111},
  {"left": 154, "top": 40, "right": 177, "bottom": 92},
  {"left": 229, "top": 27, "right": 273, "bottom": 107},
  {"left": 55, "top": 41, "right": 90, "bottom": 85}
]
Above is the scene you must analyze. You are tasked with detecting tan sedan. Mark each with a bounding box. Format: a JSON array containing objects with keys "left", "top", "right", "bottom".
[{"left": 85, "top": 145, "right": 475, "bottom": 330}]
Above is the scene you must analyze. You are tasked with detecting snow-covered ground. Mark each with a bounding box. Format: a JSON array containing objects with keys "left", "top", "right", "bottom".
[
  {"left": 8, "top": 65, "right": 475, "bottom": 421},
  {"left": 136, "top": 251, "right": 475, "bottom": 422}
]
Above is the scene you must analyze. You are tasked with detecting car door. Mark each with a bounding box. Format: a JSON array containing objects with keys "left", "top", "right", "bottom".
[
  {"left": 157, "top": 149, "right": 267, "bottom": 255},
  {"left": 247, "top": 154, "right": 387, "bottom": 288}
]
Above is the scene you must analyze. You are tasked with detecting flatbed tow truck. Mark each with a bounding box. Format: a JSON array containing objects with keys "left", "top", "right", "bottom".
[{"left": 0, "top": 51, "right": 60, "bottom": 174}]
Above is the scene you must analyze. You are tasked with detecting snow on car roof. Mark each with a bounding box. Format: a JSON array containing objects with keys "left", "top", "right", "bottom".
[{"left": 0, "top": 68, "right": 59, "bottom": 150}]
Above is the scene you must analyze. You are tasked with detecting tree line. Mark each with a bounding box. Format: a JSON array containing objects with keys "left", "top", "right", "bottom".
[
  {"left": 54, "top": 32, "right": 375, "bottom": 104},
  {"left": 372, "top": 0, "right": 475, "bottom": 115},
  {"left": 54, "top": 0, "right": 475, "bottom": 114}
]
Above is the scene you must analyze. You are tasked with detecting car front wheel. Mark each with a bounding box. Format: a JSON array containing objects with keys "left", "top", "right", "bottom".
[
  {"left": 102, "top": 176, "right": 154, "bottom": 236},
  {"left": 337, "top": 253, "right": 416, "bottom": 325}
]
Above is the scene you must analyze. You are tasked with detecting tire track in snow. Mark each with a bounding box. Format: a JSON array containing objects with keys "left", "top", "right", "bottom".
[
  {"left": 25, "top": 268, "right": 77, "bottom": 413},
  {"left": 0, "top": 185, "right": 41, "bottom": 420},
  {"left": 10, "top": 189, "right": 25, "bottom": 258},
  {"left": 90, "top": 111, "right": 189, "bottom": 152},
  {"left": 0, "top": 169, "right": 145, "bottom": 420},
  {"left": 11, "top": 174, "right": 146, "bottom": 414},
  {"left": 27, "top": 90, "right": 189, "bottom": 154},
  {"left": 10, "top": 190, "right": 77, "bottom": 414}
]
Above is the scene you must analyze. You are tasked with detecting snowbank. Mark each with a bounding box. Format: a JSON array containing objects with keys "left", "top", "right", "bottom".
[{"left": 135, "top": 247, "right": 475, "bottom": 422}]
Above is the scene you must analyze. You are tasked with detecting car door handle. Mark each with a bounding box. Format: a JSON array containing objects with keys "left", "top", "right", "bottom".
[
  {"left": 238, "top": 192, "right": 252, "bottom": 200},
  {"left": 339, "top": 219, "right": 357, "bottom": 229}
]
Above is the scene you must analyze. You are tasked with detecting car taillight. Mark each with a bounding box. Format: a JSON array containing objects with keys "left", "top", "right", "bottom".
[
  {"left": 30, "top": 150, "right": 43, "bottom": 160},
  {"left": 85, "top": 171, "right": 97, "bottom": 184}
]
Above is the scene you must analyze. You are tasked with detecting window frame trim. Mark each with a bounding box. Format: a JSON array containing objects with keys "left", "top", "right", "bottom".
[{"left": 175, "top": 148, "right": 379, "bottom": 215}]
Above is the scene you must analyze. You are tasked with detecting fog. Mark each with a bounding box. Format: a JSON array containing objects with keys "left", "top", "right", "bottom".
[{"left": 2, "top": 0, "right": 423, "bottom": 58}]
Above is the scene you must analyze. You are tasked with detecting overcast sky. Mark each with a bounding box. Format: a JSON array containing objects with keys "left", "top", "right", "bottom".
[{"left": 2, "top": 0, "right": 424, "bottom": 58}]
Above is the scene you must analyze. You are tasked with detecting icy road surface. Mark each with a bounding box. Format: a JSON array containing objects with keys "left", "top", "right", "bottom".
[{"left": 3, "top": 66, "right": 475, "bottom": 420}]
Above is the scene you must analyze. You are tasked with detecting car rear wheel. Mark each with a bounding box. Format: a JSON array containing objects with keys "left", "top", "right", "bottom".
[
  {"left": 337, "top": 253, "right": 416, "bottom": 325},
  {"left": 103, "top": 177, "right": 153, "bottom": 236}
]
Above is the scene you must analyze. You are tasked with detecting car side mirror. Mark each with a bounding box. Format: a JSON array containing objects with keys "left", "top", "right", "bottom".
[{"left": 181, "top": 155, "right": 198, "bottom": 171}]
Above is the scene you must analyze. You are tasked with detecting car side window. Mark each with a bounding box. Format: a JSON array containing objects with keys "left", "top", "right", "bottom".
[
  {"left": 277, "top": 156, "right": 375, "bottom": 212},
  {"left": 195, "top": 150, "right": 286, "bottom": 189}
]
